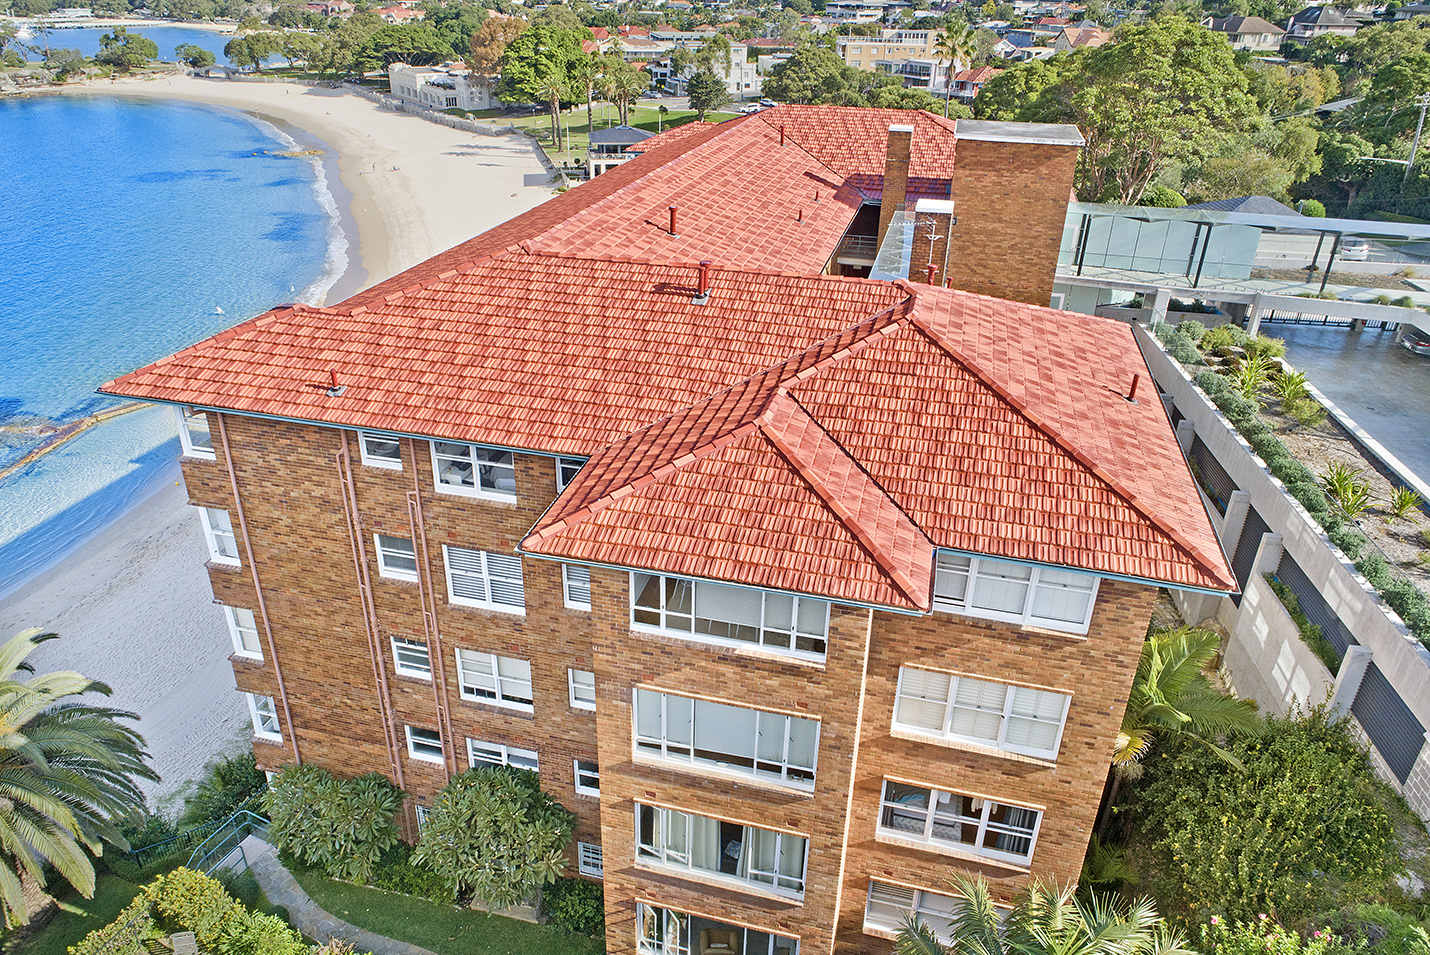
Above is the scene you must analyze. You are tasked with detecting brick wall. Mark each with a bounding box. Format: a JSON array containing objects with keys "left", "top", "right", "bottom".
[{"left": 947, "top": 139, "right": 1080, "bottom": 306}]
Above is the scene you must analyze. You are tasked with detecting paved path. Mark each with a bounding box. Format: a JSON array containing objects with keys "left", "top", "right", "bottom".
[{"left": 243, "top": 836, "right": 440, "bottom": 955}]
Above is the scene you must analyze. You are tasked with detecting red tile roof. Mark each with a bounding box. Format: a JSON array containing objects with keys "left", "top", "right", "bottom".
[{"left": 100, "top": 104, "right": 1233, "bottom": 604}]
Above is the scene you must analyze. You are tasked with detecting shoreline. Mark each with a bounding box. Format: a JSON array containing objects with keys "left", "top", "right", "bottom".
[
  {"left": 0, "top": 77, "right": 554, "bottom": 798},
  {"left": 4, "top": 16, "right": 236, "bottom": 34}
]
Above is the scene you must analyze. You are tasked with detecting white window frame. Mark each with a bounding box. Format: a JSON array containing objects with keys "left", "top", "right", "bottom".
[
  {"left": 175, "top": 406, "right": 215, "bottom": 459},
  {"left": 563, "top": 564, "right": 593, "bottom": 610},
  {"left": 466, "top": 737, "right": 539, "bottom": 771},
  {"left": 442, "top": 545, "right": 526, "bottom": 614},
  {"left": 225, "top": 606, "right": 262, "bottom": 660},
  {"left": 568, "top": 668, "right": 596, "bottom": 710},
  {"left": 375, "top": 533, "right": 419, "bottom": 582},
  {"left": 574, "top": 759, "right": 600, "bottom": 797},
  {"left": 429, "top": 440, "right": 517, "bottom": 501},
  {"left": 358, "top": 430, "right": 403, "bottom": 470},
  {"left": 864, "top": 881, "right": 963, "bottom": 944},
  {"left": 246, "top": 693, "right": 281, "bottom": 742},
  {"left": 391, "top": 636, "right": 432, "bottom": 679},
  {"left": 630, "top": 572, "right": 829, "bottom": 662},
  {"left": 405, "top": 725, "right": 445, "bottom": 764},
  {"left": 633, "top": 688, "right": 819, "bottom": 791},
  {"left": 637, "top": 903, "right": 799, "bottom": 955},
  {"left": 200, "top": 508, "right": 240, "bottom": 567},
  {"left": 577, "top": 841, "right": 603, "bottom": 878},
  {"left": 636, "top": 803, "right": 808, "bottom": 897},
  {"left": 933, "top": 553, "right": 1099, "bottom": 635},
  {"left": 557, "top": 456, "right": 585, "bottom": 491},
  {"left": 877, "top": 779, "right": 1041, "bottom": 865},
  {"left": 415, "top": 805, "right": 431, "bottom": 830},
  {"left": 455, "top": 649, "right": 534, "bottom": 712},
  {"left": 893, "top": 667, "right": 1069, "bottom": 760}
]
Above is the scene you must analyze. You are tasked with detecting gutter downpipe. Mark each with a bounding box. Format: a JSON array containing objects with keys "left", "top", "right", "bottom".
[{"left": 217, "top": 412, "right": 301, "bottom": 765}]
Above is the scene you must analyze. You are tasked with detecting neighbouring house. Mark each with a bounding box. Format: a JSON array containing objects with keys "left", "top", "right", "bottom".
[
  {"left": 387, "top": 61, "right": 494, "bottom": 111},
  {"left": 1202, "top": 14, "right": 1287, "bottom": 50},
  {"left": 100, "top": 106, "right": 1234, "bottom": 955},
  {"left": 948, "top": 65, "right": 1003, "bottom": 100},
  {"left": 835, "top": 28, "right": 942, "bottom": 72},
  {"left": 374, "top": 5, "right": 422, "bottom": 23},
  {"left": 305, "top": 0, "right": 352, "bottom": 16},
  {"left": 1053, "top": 24, "right": 1110, "bottom": 50},
  {"left": 658, "top": 42, "right": 759, "bottom": 98},
  {"left": 1394, "top": 1, "right": 1430, "bottom": 19},
  {"left": 587, "top": 124, "right": 654, "bottom": 178},
  {"left": 1284, "top": 5, "right": 1361, "bottom": 43}
]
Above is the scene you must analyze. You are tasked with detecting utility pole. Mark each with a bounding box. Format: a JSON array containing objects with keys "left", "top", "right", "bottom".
[{"left": 1406, "top": 92, "right": 1430, "bottom": 181}]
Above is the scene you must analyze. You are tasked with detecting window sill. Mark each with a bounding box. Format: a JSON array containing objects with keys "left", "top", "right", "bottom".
[
  {"left": 253, "top": 733, "right": 284, "bottom": 745},
  {"left": 457, "top": 696, "right": 535, "bottom": 718},
  {"left": 432, "top": 486, "right": 518, "bottom": 506},
  {"left": 628, "top": 625, "right": 826, "bottom": 670},
  {"left": 863, "top": 924, "right": 900, "bottom": 943},
  {"left": 378, "top": 573, "right": 422, "bottom": 585},
  {"left": 631, "top": 753, "right": 817, "bottom": 798},
  {"left": 229, "top": 652, "right": 264, "bottom": 665},
  {"left": 180, "top": 451, "right": 217, "bottom": 463},
  {"left": 207, "top": 559, "right": 242, "bottom": 571},
  {"left": 570, "top": 703, "right": 597, "bottom": 713},
  {"left": 407, "top": 752, "right": 446, "bottom": 765},
  {"left": 930, "top": 606, "right": 1090, "bottom": 640},
  {"left": 633, "top": 860, "right": 804, "bottom": 906},
  {"left": 889, "top": 727, "right": 1058, "bottom": 767},
  {"left": 447, "top": 599, "right": 526, "bottom": 617},
  {"left": 574, "top": 788, "right": 600, "bottom": 799},
  {"left": 360, "top": 460, "right": 404, "bottom": 471},
  {"left": 394, "top": 671, "right": 434, "bottom": 683},
  {"left": 874, "top": 830, "right": 1031, "bottom": 873}
]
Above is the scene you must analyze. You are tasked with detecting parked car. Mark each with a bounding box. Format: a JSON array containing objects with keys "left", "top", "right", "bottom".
[
  {"left": 1402, "top": 327, "right": 1430, "bottom": 355},
  {"left": 1340, "top": 236, "right": 1371, "bottom": 261},
  {"left": 760, "top": 97, "right": 778, "bottom": 107},
  {"left": 739, "top": 103, "right": 764, "bottom": 113}
]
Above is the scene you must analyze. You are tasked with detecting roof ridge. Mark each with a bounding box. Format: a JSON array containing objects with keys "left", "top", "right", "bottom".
[
  {"left": 757, "top": 392, "right": 933, "bottom": 608},
  {"left": 903, "top": 286, "right": 1234, "bottom": 588}
]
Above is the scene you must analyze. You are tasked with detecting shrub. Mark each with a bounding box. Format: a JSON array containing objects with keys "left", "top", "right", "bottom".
[
  {"left": 1286, "top": 481, "right": 1330, "bottom": 517},
  {"left": 151, "top": 868, "right": 247, "bottom": 949},
  {"left": 1176, "top": 320, "right": 1209, "bottom": 340},
  {"left": 413, "top": 767, "right": 575, "bottom": 910},
  {"left": 1330, "top": 904, "right": 1430, "bottom": 955},
  {"left": 1323, "top": 462, "right": 1375, "bottom": 521},
  {"left": 70, "top": 888, "right": 154, "bottom": 955},
  {"left": 1197, "top": 917, "right": 1341, "bottom": 955},
  {"left": 1299, "top": 199, "right": 1327, "bottom": 217},
  {"left": 1394, "top": 296, "right": 1416, "bottom": 309},
  {"left": 1132, "top": 708, "right": 1398, "bottom": 925},
  {"left": 1141, "top": 184, "right": 1187, "bottom": 207},
  {"left": 369, "top": 843, "right": 451, "bottom": 901},
  {"left": 1385, "top": 486, "right": 1424, "bottom": 522},
  {"left": 263, "top": 766, "right": 404, "bottom": 884},
  {"left": 1202, "top": 325, "right": 1237, "bottom": 352},
  {"left": 179, "top": 751, "right": 267, "bottom": 828},
  {"left": 542, "top": 877, "right": 605, "bottom": 936},
  {"left": 1273, "top": 369, "right": 1309, "bottom": 404},
  {"left": 1289, "top": 396, "right": 1328, "bottom": 427},
  {"left": 1265, "top": 575, "right": 1339, "bottom": 673},
  {"left": 215, "top": 909, "right": 307, "bottom": 955},
  {"left": 1245, "top": 334, "right": 1286, "bottom": 360}
]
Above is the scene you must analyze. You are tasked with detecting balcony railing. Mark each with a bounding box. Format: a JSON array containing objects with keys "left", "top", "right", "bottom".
[{"left": 837, "top": 234, "right": 879, "bottom": 260}]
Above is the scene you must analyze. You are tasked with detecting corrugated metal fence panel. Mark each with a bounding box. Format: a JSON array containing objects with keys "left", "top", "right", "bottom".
[
  {"left": 1169, "top": 401, "right": 1185, "bottom": 430},
  {"left": 1351, "top": 663, "right": 1425, "bottom": 784},
  {"left": 1230, "top": 506, "right": 1270, "bottom": 605},
  {"left": 1189, "top": 435, "right": 1236, "bottom": 516},
  {"left": 1273, "top": 551, "right": 1357, "bottom": 664}
]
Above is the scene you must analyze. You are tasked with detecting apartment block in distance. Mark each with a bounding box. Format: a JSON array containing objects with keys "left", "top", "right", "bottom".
[{"left": 103, "top": 106, "right": 1236, "bottom": 955}]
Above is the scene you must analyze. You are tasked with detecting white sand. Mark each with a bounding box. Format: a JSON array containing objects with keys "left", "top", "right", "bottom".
[{"left": 0, "top": 77, "right": 555, "bottom": 807}]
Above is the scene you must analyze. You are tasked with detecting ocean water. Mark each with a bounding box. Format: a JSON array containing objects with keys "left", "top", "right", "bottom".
[
  {"left": 15, "top": 25, "right": 237, "bottom": 63},
  {"left": 0, "top": 95, "right": 345, "bottom": 599}
]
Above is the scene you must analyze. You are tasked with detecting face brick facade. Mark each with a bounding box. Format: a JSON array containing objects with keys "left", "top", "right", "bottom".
[{"left": 108, "top": 105, "right": 1234, "bottom": 955}]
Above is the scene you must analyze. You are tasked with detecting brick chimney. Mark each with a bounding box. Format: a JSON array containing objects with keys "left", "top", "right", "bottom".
[{"left": 876, "top": 124, "right": 914, "bottom": 248}]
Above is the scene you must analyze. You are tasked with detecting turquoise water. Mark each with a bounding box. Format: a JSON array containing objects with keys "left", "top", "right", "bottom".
[
  {"left": 0, "top": 95, "right": 343, "bottom": 598},
  {"left": 15, "top": 25, "right": 240, "bottom": 63}
]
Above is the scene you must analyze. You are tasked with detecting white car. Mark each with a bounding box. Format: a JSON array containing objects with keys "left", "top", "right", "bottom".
[
  {"left": 1340, "top": 236, "right": 1371, "bottom": 261},
  {"left": 739, "top": 103, "right": 764, "bottom": 114}
]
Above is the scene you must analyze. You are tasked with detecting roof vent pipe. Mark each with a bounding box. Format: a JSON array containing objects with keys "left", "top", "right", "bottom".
[
  {"left": 668, "top": 205, "right": 678, "bottom": 237},
  {"left": 925, "top": 264, "right": 939, "bottom": 285},
  {"left": 1126, "top": 374, "right": 1141, "bottom": 404},
  {"left": 326, "top": 368, "right": 346, "bottom": 398},
  {"left": 780, "top": 125, "right": 786, "bottom": 146},
  {"left": 692, "top": 260, "right": 713, "bottom": 306}
]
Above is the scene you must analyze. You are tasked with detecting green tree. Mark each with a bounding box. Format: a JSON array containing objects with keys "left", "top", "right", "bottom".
[
  {"left": 599, "top": 55, "right": 649, "bottom": 126},
  {"left": 177, "top": 751, "right": 265, "bottom": 828},
  {"left": 279, "top": 30, "right": 323, "bottom": 68},
  {"left": 1132, "top": 707, "right": 1399, "bottom": 923},
  {"left": 569, "top": 53, "right": 602, "bottom": 136},
  {"left": 686, "top": 67, "right": 730, "bottom": 119},
  {"left": 0, "top": 630, "right": 157, "bottom": 926},
  {"left": 412, "top": 767, "right": 575, "bottom": 910},
  {"left": 96, "top": 26, "right": 158, "bottom": 71},
  {"left": 761, "top": 43, "right": 847, "bottom": 103},
  {"left": 224, "top": 32, "right": 281, "bottom": 71},
  {"left": 318, "top": 10, "right": 382, "bottom": 77},
  {"left": 174, "top": 42, "right": 216, "bottom": 69},
  {"left": 262, "top": 765, "right": 404, "bottom": 884},
  {"left": 1114, "top": 627, "right": 1262, "bottom": 775},
  {"left": 495, "top": 23, "right": 586, "bottom": 105},
  {"left": 537, "top": 72, "right": 568, "bottom": 152},
  {"left": 466, "top": 16, "right": 525, "bottom": 87},
  {"left": 43, "top": 48, "right": 87, "bottom": 80},
  {"left": 896, "top": 875, "right": 1191, "bottom": 955},
  {"left": 358, "top": 23, "right": 450, "bottom": 70}
]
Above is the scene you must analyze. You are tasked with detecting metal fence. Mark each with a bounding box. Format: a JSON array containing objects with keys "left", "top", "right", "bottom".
[
  {"left": 1352, "top": 662, "right": 1425, "bottom": 783},
  {"left": 1230, "top": 504, "right": 1270, "bottom": 604},
  {"left": 1189, "top": 433, "right": 1237, "bottom": 516}
]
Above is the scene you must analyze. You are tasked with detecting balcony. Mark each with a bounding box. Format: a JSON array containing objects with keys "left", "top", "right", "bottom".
[{"left": 836, "top": 233, "right": 878, "bottom": 264}]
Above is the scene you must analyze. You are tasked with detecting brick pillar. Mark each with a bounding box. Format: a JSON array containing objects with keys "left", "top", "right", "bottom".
[{"left": 876, "top": 125, "right": 913, "bottom": 248}]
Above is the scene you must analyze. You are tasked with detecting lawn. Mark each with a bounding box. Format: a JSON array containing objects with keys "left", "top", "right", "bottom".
[
  {"left": 7, "top": 874, "right": 143, "bottom": 955},
  {"left": 504, "top": 105, "right": 740, "bottom": 165},
  {"left": 292, "top": 870, "right": 605, "bottom": 955}
]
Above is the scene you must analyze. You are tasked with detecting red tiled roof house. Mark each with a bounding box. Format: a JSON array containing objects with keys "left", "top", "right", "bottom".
[{"left": 101, "top": 107, "right": 1233, "bottom": 955}]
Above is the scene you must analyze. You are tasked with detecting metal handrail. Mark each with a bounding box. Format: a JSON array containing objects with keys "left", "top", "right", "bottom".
[
  {"left": 186, "top": 810, "right": 269, "bottom": 874},
  {"left": 122, "top": 791, "right": 267, "bottom": 870}
]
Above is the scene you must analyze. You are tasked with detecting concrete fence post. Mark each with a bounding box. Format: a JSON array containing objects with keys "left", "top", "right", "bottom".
[
  {"left": 1329, "top": 646, "right": 1374, "bottom": 719},
  {"left": 1247, "top": 292, "right": 1266, "bottom": 337},
  {"left": 1150, "top": 287, "right": 1171, "bottom": 326},
  {"left": 1252, "top": 532, "right": 1284, "bottom": 576},
  {"left": 1221, "top": 490, "right": 1252, "bottom": 552}
]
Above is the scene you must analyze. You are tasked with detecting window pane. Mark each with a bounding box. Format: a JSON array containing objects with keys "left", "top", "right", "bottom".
[
  {"left": 934, "top": 554, "right": 971, "bottom": 605},
  {"left": 895, "top": 668, "right": 951, "bottom": 731},
  {"left": 949, "top": 677, "right": 1008, "bottom": 742},
  {"left": 695, "top": 699, "right": 756, "bottom": 761},
  {"left": 362, "top": 432, "right": 401, "bottom": 463},
  {"left": 796, "top": 597, "right": 828, "bottom": 637},
  {"left": 565, "top": 565, "right": 592, "bottom": 607},
  {"left": 786, "top": 716, "right": 818, "bottom": 769},
  {"left": 184, "top": 409, "right": 214, "bottom": 453},
  {"left": 1031, "top": 569, "right": 1094, "bottom": 623},
  {"left": 633, "top": 573, "right": 662, "bottom": 625},
  {"left": 476, "top": 447, "right": 516, "bottom": 493},
  {"left": 970, "top": 560, "right": 1031, "bottom": 614},
  {"left": 636, "top": 688, "right": 662, "bottom": 741}
]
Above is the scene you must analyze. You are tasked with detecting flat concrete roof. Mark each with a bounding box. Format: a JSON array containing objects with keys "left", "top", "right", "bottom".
[
  {"left": 1069, "top": 201, "right": 1430, "bottom": 240},
  {"left": 955, "top": 119, "right": 1085, "bottom": 147}
]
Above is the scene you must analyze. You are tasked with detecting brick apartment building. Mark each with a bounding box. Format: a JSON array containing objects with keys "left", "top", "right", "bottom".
[{"left": 103, "top": 106, "right": 1235, "bottom": 955}]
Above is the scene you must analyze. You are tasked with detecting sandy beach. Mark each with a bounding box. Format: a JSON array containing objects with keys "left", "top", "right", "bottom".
[{"left": 0, "top": 76, "right": 555, "bottom": 806}]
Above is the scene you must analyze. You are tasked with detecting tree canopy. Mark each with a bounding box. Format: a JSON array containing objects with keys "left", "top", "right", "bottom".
[
  {"left": 686, "top": 67, "right": 731, "bottom": 120},
  {"left": 96, "top": 26, "right": 158, "bottom": 71},
  {"left": 761, "top": 43, "right": 947, "bottom": 110},
  {"left": 174, "top": 42, "right": 216, "bottom": 69},
  {"left": 495, "top": 22, "right": 588, "bottom": 106},
  {"left": 357, "top": 23, "right": 451, "bottom": 70},
  {"left": 467, "top": 16, "right": 526, "bottom": 82}
]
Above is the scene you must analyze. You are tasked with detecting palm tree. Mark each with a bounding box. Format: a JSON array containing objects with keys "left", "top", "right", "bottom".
[
  {"left": 0, "top": 629, "right": 156, "bottom": 926},
  {"left": 933, "top": 25, "right": 977, "bottom": 119},
  {"left": 1114, "top": 626, "right": 1262, "bottom": 777},
  {"left": 896, "top": 875, "right": 1191, "bottom": 955},
  {"left": 570, "top": 55, "right": 602, "bottom": 141},
  {"left": 602, "top": 59, "right": 649, "bottom": 127},
  {"left": 537, "top": 74, "right": 568, "bottom": 154}
]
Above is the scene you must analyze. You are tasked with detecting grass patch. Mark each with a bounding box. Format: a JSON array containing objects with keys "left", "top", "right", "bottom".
[
  {"left": 8, "top": 874, "right": 143, "bottom": 955},
  {"left": 292, "top": 870, "right": 605, "bottom": 955}
]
